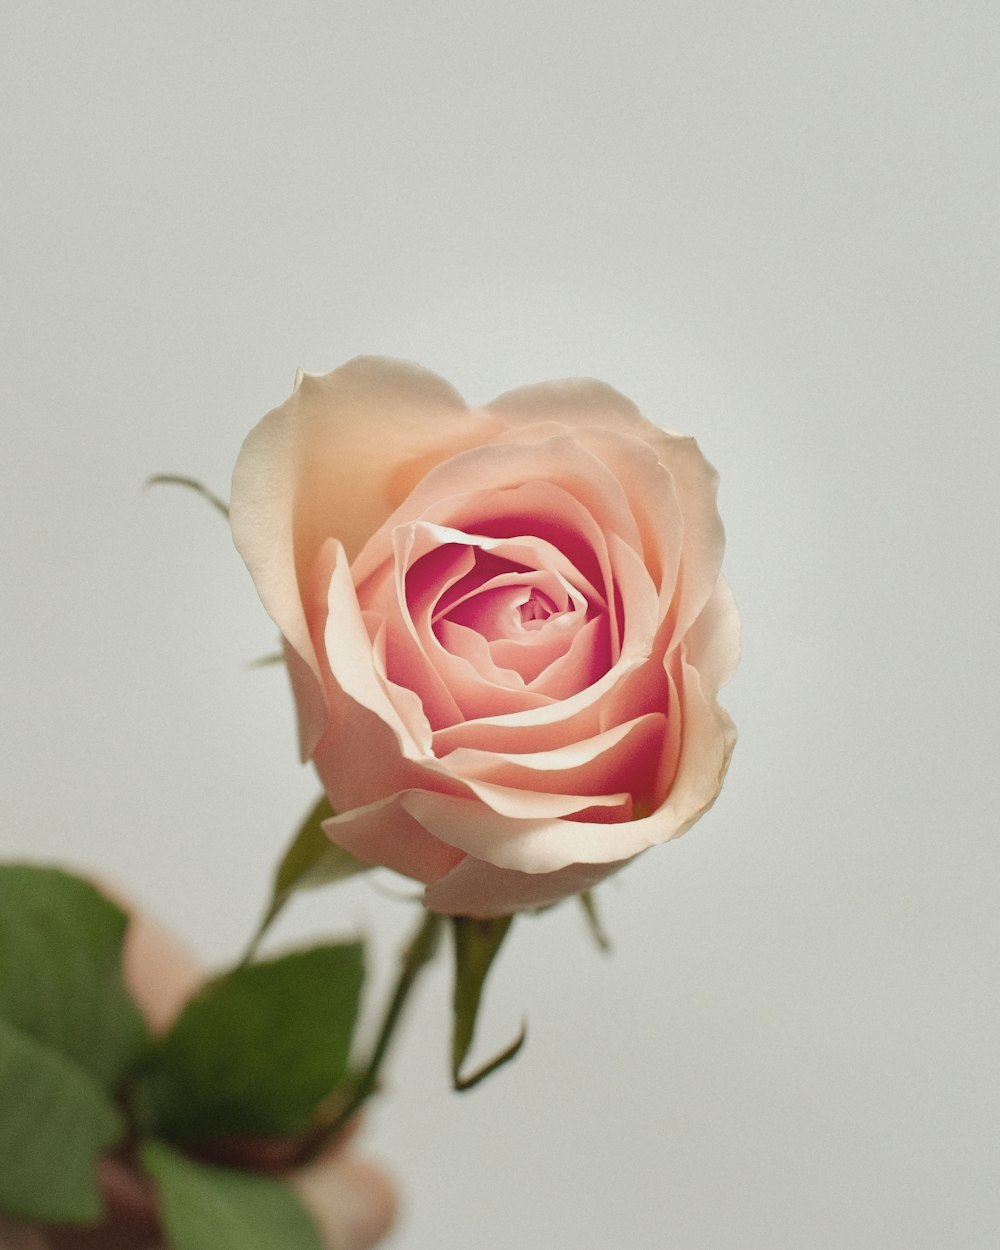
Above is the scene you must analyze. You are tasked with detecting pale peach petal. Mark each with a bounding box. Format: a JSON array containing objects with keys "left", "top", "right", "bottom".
[
  {"left": 436, "top": 620, "right": 533, "bottom": 690},
  {"left": 431, "top": 692, "right": 607, "bottom": 756},
  {"left": 605, "top": 531, "right": 660, "bottom": 659},
  {"left": 231, "top": 358, "right": 497, "bottom": 751},
  {"left": 439, "top": 777, "right": 629, "bottom": 821},
  {"left": 651, "top": 658, "right": 684, "bottom": 809},
  {"left": 521, "top": 616, "right": 607, "bottom": 698},
  {"left": 423, "top": 853, "right": 634, "bottom": 919},
  {"left": 422, "top": 620, "right": 557, "bottom": 719},
  {"left": 350, "top": 431, "right": 643, "bottom": 591},
  {"left": 553, "top": 422, "right": 683, "bottom": 601},
  {"left": 323, "top": 798, "right": 464, "bottom": 884},
  {"left": 648, "top": 652, "right": 737, "bottom": 838},
  {"left": 365, "top": 540, "right": 472, "bottom": 730},
  {"left": 486, "top": 382, "right": 725, "bottom": 643},
  {"left": 683, "top": 577, "right": 741, "bottom": 690},
  {"left": 440, "top": 713, "right": 668, "bottom": 808},
  {"left": 654, "top": 435, "right": 726, "bottom": 645},
  {"left": 486, "top": 376, "right": 648, "bottom": 435},
  {"left": 397, "top": 792, "right": 633, "bottom": 871},
  {"left": 430, "top": 639, "right": 649, "bottom": 735},
  {"left": 284, "top": 635, "right": 329, "bottom": 762},
  {"left": 368, "top": 620, "right": 435, "bottom": 753},
  {"left": 319, "top": 539, "right": 431, "bottom": 759},
  {"left": 399, "top": 661, "right": 730, "bottom": 878},
  {"left": 311, "top": 687, "right": 442, "bottom": 819}
]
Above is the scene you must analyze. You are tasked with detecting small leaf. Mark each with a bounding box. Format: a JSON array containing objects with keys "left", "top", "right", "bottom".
[
  {"left": 141, "top": 1140, "right": 323, "bottom": 1250},
  {"left": 245, "top": 796, "right": 372, "bottom": 960},
  {"left": 0, "top": 1017, "right": 123, "bottom": 1222},
  {"left": 136, "top": 943, "right": 364, "bottom": 1144},
  {"left": 578, "top": 890, "right": 612, "bottom": 953},
  {"left": 145, "top": 474, "right": 230, "bottom": 519},
  {"left": 450, "top": 915, "right": 523, "bottom": 1090},
  {"left": 0, "top": 864, "right": 149, "bottom": 1090}
]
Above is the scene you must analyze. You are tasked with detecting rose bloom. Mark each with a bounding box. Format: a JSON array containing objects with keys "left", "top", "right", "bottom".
[{"left": 231, "top": 357, "right": 738, "bottom": 918}]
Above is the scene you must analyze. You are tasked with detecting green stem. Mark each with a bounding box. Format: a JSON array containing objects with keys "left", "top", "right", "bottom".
[{"left": 305, "top": 908, "right": 443, "bottom": 1157}]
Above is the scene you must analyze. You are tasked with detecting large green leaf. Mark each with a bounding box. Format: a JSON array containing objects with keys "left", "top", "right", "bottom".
[
  {"left": 245, "top": 796, "right": 372, "bottom": 959},
  {"left": 0, "top": 864, "right": 149, "bottom": 1090},
  {"left": 137, "top": 943, "right": 364, "bottom": 1144},
  {"left": 0, "top": 1017, "right": 123, "bottom": 1222},
  {"left": 450, "top": 916, "right": 525, "bottom": 1091},
  {"left": 141, "top": 1140, "right": 323, "bottom": 1250}
]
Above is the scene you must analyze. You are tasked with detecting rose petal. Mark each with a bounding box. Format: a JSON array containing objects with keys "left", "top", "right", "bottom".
[
  {"left": 440, "top": 710, "right": 666, "bottom": 786},
  {"left": 423, "top": 854, "right": 634, "bottom": 918},
  {"left": 486, "top": 381, "right": 726, "bottom": 643},
  {"left": 319, "top": 539, "right": 430, "bottom": 759},
  {"left": 350, "top": 431, "right": 644, "bottom": 594},
  {"left": 323, "top": 798, "right": 464, "bottom": 884},
  {"left": 231, "top": 357, "right": 498, "bottom": 755}
]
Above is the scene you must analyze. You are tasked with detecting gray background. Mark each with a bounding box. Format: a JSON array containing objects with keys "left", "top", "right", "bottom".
[{"left": 2, "top": 3, "right": 998, "bottom": 1247}]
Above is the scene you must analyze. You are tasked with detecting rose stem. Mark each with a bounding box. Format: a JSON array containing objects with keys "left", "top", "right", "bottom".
[{"left": 307, "top": 907, "right": 444, "bottom": 1157}]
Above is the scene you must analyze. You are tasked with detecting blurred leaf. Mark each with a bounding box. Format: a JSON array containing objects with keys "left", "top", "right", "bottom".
[
  {"left": 578, "top": 890, "right": 612, "bottom": 953},
  {"left": 136, "top": 943, "right": 364, "bottom": 1144},
  {"left": 0, "top": 864, "right": 149, "bottom": 1090},
  {"left": 141, "top": 1140, "right": 322, "bottom": 1250},
  {"left": 145, "top": 474, "right": 230, "bottom": 519},
  {"left": 450, "top": 916, "right": 524, "bottom": 1091},
  {"left": 0, "top": 1017, "right": 123, "bottom": 1222},
  {"left": 245, "top": 796, "right": 372, "bottom": 960}
]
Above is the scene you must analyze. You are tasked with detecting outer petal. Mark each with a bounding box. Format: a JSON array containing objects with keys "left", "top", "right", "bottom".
[
  {"left": 486, "top": 376, "right": 649, "bottom": 435},
  {"left": 323, "top": 798, "right": 464, "bottom": 884},
  {"left": 231, "top": 357, "right": 498, "bottom": 756},
  {"left": 424, "top": 853, "right": 634, "bottom": 919}
]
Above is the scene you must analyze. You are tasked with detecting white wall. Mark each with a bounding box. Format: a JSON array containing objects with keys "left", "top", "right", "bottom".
[{"left": 2, "top": 3, "right": 997, "bottom": 1246}]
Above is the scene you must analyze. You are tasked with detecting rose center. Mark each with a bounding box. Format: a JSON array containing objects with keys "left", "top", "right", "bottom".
[
  {"left": 422, "top": 546, "right": 593, "bottom": 687},
  {"left": 518, "top": 590, "right": 554, "bottom": 628}
]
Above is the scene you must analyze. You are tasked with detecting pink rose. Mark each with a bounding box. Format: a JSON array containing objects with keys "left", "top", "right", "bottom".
[{"left": 231, "top": 357, "right": 738, "bottom": 918}]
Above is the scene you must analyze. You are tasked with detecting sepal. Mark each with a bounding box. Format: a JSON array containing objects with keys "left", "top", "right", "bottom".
[
  {"left": 450, "top": 915, "right": 525, "bottom": 1091},
  {"left": 246, "top": 795, "right": 372, "bottom": 959},
  {"left": 146, "top": 473, "right": 230, "bottom": 519},
  {"left": 578, "top": 889, "right": 612, "bottom": 952}
]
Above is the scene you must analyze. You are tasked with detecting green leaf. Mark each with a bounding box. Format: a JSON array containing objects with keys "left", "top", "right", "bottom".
[
  {"left": 145, "top": 474, "right": 230, "bottom": 519},
  {"left": 0, "top": 1017, "right": 123, "bottom": 1222},
  {"left": 136, "top": 943, "right": 364, "bottom": 1144},
  {"left": 141, "top": 1140, "right": 323, "bottom": 1250},
  {"left": 0, "top": 864, "right": 149, "bottom": 1090},
  {"left": 450, "top": 915, "right": 525, "bottom": 1091},
  {"left": 245, "top": 796, "right": 372, "bottom": 960},
  {"left": 578, "top": 890, "right": 612, "bottom": 953}
]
